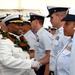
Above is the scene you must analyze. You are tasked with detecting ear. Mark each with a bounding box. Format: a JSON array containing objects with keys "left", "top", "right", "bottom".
[
  {"left": 58, "top": 14, "right": 62, "bottom": 20},
  {"left": 7, "top": 24, "right": 13, "bottom": 31}
]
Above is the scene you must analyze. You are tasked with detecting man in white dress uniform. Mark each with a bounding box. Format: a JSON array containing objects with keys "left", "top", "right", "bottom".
[
  {"left": 0, "top": 14, "right": 41, "bottom": 75},
  {"left": 47, "top": 6, "right": 70, "bottom": 75}
]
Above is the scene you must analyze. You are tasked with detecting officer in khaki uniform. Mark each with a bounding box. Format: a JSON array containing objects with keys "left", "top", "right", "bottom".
[{"left": 0, "top": 14, "right": 41, "bottom": 75}]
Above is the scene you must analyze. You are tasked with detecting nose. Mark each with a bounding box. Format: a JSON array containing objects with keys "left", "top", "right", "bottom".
[
  {"left": 20, "top": 25, "right": 23, "bottom": 29},
  {"left": 63, "top": 24, "right": 67, "bottom": 31},
  {"left": 50, "top": 18, "right": 52, "bottom": 23}
]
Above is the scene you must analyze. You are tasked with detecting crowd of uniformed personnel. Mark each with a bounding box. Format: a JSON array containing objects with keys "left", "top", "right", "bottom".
[{"left": 0, "top": 6, "right": 75, "bottom": 75}]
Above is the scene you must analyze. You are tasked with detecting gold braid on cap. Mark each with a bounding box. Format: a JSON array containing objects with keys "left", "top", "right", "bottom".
[{"left": 9, "top": 20, "right": 23, "bottom": 23}]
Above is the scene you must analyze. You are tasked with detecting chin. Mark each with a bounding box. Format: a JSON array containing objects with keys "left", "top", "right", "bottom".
[
  {"left": 15, "top": 33, "right": 20, "bottom": 36},
  {"left": 64, "top": 33, "right": 68, "bottom": 36},
  {"left": 64, "top": 34, "right": 70, "bottom": 37}
]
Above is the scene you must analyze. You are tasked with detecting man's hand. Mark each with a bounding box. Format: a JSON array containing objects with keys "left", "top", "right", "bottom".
[{"left": 31, "top": 58, "right": 42, "bottom": 70}]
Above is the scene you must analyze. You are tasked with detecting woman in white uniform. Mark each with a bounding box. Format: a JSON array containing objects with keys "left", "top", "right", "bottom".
[{"left": 55, "top": 14, "right": 75, "bottom": 75}]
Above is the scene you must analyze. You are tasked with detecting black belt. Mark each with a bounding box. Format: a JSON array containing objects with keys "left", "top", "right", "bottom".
[{"left": 49, "top": 71, "right": 54, "bottom": 75}]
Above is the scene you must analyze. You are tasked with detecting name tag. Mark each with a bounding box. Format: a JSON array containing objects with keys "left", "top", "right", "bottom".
[{"left": 54, "top": 40, "right": 58, "bottom": 45}]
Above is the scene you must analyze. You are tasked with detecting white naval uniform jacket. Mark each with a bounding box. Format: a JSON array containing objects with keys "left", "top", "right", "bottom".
[
  {"left": 24, "top": 30, "right": 36, "bottom": 50},
  {"left": 55, "top": 39, "right": 72, "bottom": 75},
  {"left": 50, "top": 26, "right": 70, "bottom": 71},
  {"left": 0, "top": 38, "right": 36, "bottom": 75},
  {"left": 35, "top": 27, "right": 53, "bottom": 60}
]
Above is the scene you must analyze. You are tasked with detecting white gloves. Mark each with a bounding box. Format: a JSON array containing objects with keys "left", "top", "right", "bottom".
[{"left": 31, "top": 58, "right": 42, "bottom": 70}]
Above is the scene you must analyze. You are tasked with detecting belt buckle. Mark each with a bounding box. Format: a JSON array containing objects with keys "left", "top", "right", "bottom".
[{"left": 51, "top": 72, "right": 54, "bottom": 75}]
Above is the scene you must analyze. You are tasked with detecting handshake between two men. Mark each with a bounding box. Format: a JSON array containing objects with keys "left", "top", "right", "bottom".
[{"left": 31, "top": 58, "right": 42, "bottom": 70}]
